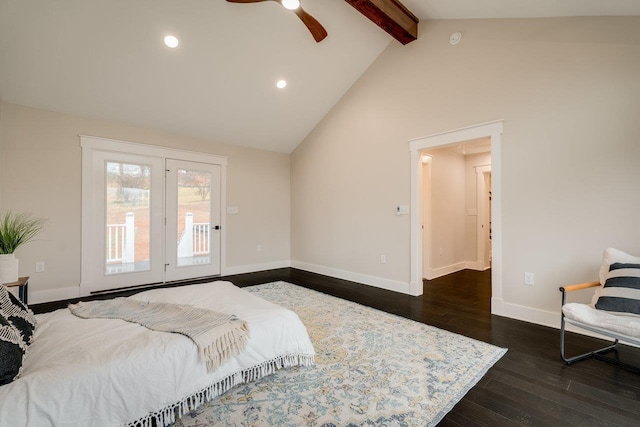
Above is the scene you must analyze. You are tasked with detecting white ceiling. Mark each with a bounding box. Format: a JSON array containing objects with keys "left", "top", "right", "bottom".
[
  {"left": 1, "top": 0, "right": 639, "bottom": 153},
  {"left": 403, "top": 0, "right": 640, "bottom": 20}
]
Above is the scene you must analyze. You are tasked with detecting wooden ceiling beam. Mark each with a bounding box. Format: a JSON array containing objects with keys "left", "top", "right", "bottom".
[{"left": 344, "top": 0, "right": 419, "bottom": 45}]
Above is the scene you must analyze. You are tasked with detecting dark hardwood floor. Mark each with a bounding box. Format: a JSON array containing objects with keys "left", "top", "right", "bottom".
[{"left": 31, "top": 268, "right": 640, "bottom": 426}]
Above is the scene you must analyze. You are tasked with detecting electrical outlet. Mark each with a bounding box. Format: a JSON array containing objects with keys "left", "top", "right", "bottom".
[
  {"left": 35, "top": 261, "right": 45, "bottom": 273},
  {"left": 524, "top": 272, "right": 534, "bottom": 286},
  {"left": 256, "top": 244, "right": 263, "bottom": 252},
  {"left": 380, "top": 255, "right": 386, "bottom": 264}
]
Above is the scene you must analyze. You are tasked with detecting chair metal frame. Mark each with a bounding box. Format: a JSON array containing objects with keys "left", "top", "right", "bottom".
[{"left": 560, "top": 281, "right": 640, "bottom": 374}]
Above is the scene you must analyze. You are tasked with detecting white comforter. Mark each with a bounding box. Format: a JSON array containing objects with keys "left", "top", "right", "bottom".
[{"left": 0, "top": 281, "right": 315, "bottom": 427}]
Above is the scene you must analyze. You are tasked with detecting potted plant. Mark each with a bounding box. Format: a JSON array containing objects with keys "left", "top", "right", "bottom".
[{"left": 0, "top": 211, "right": 46, "bottom": 284}]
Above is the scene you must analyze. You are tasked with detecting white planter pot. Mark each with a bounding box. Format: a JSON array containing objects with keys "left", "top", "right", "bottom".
[{"left": 0, "top": 254, "right": 19, "bottom": 284}]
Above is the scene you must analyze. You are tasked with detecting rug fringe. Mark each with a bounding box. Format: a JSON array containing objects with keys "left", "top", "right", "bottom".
[{"left": 123, "top": 353, "right": 315, "bottom": 427}]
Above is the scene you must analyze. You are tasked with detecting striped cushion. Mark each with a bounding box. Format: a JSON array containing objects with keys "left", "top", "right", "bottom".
[
  {"left": 0, "top": 313, "right": 25, "bottom": 386},
  {"left": 595, "top": 263, "right": 640, "bottom": 315},
  {"left": 0, "top": 285, "right": 37, "bottom": 345}
]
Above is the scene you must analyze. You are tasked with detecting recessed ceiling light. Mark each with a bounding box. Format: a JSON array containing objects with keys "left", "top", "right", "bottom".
[
  {"left": 276, "top": 80, "right": 287, "bottom": 89},
  {"left": 282, "top": 0, "right": 300, "bottom": 10},
  {"left": 164, "top": 35, "right": 179, "bottom": 48}
]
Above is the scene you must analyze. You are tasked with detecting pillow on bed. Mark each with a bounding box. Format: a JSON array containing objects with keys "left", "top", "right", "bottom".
[
  {"left": 0, "top": 285, "right": 37, "bottom": 345},
  {"left": 0, "top": 313, "right": 25, "bottom": 386},
  {"left": 595, "top": 262, "right": 640, "bottom": 316}
]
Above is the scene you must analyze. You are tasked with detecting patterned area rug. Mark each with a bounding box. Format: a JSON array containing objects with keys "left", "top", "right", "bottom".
[{"left": 172, "top": 281, "right": 506, "bottom": 426}]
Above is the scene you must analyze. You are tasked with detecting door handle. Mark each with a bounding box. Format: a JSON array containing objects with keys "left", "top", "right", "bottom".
[{"left": 213, "top": 225, "right": 221, "bottom": 230}]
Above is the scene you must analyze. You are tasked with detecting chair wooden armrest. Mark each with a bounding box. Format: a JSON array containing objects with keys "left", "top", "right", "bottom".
[{"left": 559, "top": 281, "right": 600, "bottom": 293}]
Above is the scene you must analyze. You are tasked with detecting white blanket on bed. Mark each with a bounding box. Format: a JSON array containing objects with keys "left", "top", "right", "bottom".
[
  {"left": 69, "top": 298, "right": 250, "bottom": 371},
  {"left": 0, "top": 281, "right": 315, "bottom": 427}
]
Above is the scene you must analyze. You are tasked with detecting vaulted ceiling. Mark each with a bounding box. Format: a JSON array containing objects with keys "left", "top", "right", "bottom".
[{"left": 1, "top": 0, "right": 638, "bottom": 153}]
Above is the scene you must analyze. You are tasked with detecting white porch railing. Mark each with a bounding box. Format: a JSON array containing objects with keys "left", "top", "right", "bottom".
[
  {"left": 106, "top": 212, "right": 135, "bottom": 263},
  {"left": 107, "top": 212, "right": 209, "bottom": 265},
  {"left": 193, "top": 223, "right": 210, "bottom": 255},
  {"left": 177, "top": 213, "right": 210, "bottom": 258}
]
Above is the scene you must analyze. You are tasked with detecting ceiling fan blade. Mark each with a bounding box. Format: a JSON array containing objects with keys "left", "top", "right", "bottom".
[
  {"left": 227, "top": 0, "right": 327, "bottom": 43},
  {"left": 226, "top": 0, "right": 271, "bottom": 3},
  {"left": 293, "top": 7, "right": 328, "bottom": 42}
]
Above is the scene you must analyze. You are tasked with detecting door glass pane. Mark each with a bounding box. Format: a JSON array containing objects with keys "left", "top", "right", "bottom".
[
  {"left": 105, "top": 161, "right": 151, "bottom": 274},
  {"left": 176, "top": 168, "right": 211, "bottom": 267}
]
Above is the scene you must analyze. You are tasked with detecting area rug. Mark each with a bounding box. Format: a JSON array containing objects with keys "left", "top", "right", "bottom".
[{"left": 172, "top": 281, "right": 507, "bottom": 427}]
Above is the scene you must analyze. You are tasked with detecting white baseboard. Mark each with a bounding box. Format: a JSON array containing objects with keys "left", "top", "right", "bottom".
[
  {"left": 491, "top": 297, "right": 639, "bottom": 348},
  {"left": 222, "top": 260, "right": 291, "bottom": 276},
  {"left": 424, "top": 262, "right": 466, "bottom": 280},
  {"left": 409, "top": 280, "right": 423, "bottom": 296},
  {"left": 465, "top": 260, "right": 490, "bottom": 271},
  {"left": 491, "top": 297, "right": 559, "bottom": 327},
  {"left": 32, "top": 262, "right": 291, "bottom": 304},
  {"left": 30, "top": 286, "right": 80, "bottom": 304},
  {"left": 291, "top": 260, "right": 412, "bottom": 295},
  {"left": 30, "top": 265, "right": 637, "bottom": 349}
]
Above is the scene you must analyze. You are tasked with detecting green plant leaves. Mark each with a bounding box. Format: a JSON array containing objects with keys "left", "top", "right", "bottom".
[{"left": 0, "top": 212, "right": 46, "bottom": 254}]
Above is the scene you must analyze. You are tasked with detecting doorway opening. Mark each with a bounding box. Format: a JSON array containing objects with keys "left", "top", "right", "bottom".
[
  {"left": 408, "top": 121, "right": 503, "bottom": 315},
  {"left": 420, "top": 139, "right": 491, "bottom": 280}
]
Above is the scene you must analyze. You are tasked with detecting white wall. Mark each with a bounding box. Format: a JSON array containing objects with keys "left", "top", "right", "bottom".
[
  {"left": 0, "top": 101, "right": 4, "bottom": 213},
  {"left": 423, "top": 147, "right": 466, "bottom": 275},
  {"left": 0, "top": 103, "right": 291, "bottom": 302},
  {"left": 291, "top": 17, "right": 640, "bottom": 325}
]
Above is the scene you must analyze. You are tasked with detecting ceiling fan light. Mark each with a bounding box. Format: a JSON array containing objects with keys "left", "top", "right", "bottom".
[{"left": 281, "top": 0, "right": 300, "bottom": 11}]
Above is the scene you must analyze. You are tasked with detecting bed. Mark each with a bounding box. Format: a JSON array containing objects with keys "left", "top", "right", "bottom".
[{"left": 0, "top": 281, "right": 315, "bottom": 426}]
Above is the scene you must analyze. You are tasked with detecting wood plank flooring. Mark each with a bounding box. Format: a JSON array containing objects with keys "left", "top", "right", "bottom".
[{"left": 32, "top": 268, "right": 640, "bottom": 426}]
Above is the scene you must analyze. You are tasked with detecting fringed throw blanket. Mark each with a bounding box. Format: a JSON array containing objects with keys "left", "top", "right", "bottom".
[{"left": 69, "top": 298, "right": 249, "bottom": 372}]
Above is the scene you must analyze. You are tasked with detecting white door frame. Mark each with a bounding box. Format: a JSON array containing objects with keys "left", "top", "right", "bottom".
[
  {"left": 476, "top": 165, "right": 492, "bottom": 270},
  {"left": 408, "top": 121, "right": 503, "bottom": 314},
  {"left": 421, "top": 156, "right": 432, "bottom": 280}
]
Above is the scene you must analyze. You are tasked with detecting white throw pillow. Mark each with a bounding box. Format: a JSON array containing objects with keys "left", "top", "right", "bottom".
[{"left": 591, "top": 248, "right": 640, "bottom": 309}]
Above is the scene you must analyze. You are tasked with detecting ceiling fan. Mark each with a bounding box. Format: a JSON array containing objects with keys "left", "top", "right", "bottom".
[{"left": 226, "top": 0, "right": 328, "bottom": 42}]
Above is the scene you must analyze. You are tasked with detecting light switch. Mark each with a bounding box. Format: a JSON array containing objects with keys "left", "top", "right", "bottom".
[
  {"left": 396, "top": 205, "right": 409, "bottom": 215},
  {"left": 227, "top": 206, "right": 239, "bottom": 214}
]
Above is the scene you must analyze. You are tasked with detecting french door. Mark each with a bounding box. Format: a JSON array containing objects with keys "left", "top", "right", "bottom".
[
  {"left": 81, "top": 137, "right": 224, "bottom": 294},
  {"left": 165, "top": 159, "right": 221, "bottom": 282}
]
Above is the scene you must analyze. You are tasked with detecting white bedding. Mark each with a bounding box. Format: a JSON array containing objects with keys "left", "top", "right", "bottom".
[{"left": 0, "top": 281, "right": 315, "bottom": 427}]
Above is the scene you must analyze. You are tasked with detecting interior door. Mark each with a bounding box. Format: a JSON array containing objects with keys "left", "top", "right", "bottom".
[
  {"left": 165, "top": 159, "right": 221, "bottom": 282},
  {"left": 484, "top": 171, "right": 492, "bottom": 266}
]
